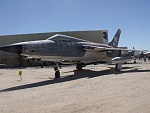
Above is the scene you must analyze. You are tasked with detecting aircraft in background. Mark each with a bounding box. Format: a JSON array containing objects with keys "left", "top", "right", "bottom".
[
  {"left": 108, "top": 30, "right": 141, "bottom": 64},
  {"left": 139, "top": 50, "right": 150, "bottom": 59},
  {"left": 0, "top": 32, "right": 141, "bottom": 78}
]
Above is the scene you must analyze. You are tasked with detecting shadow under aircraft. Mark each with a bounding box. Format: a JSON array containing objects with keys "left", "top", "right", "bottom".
[{"left": 1, "top": 65, "right": 150, "bottom": 92}]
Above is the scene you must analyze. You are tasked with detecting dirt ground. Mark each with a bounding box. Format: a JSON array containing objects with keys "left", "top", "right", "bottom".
[{"left": 0, "top": 60, "right": 150, "bottom": 113}]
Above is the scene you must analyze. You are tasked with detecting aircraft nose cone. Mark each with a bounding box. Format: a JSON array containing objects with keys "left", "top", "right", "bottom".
[{"left": 0, "top": 44, "right": 22, "bottom": 54}]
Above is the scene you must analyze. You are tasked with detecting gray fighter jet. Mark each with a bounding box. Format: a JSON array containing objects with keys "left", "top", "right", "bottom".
[{"left": 0, "top": 32, "right": 137, "bottom": 78}]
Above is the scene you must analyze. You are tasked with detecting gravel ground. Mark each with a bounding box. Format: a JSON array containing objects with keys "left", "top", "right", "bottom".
[{"left": 0, "top": 60, "right": 150, "bottom": 113}]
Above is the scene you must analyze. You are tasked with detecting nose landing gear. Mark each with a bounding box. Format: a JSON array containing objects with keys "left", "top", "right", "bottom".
[{"left": 54, "top": 64, "right": 60, "bottom": 78}]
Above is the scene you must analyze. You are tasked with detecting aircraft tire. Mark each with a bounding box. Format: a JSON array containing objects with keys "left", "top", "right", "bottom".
[
  {"left": 115, "top": 63, "right": 122, "bottom": 71},
  {"left": 55, "top": 71, "right": 60, "bottom": 78}
]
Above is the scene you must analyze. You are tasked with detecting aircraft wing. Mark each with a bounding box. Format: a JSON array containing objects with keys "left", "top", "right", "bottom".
[
  {"left": 83, "top": 45, "right": 127, "bottom": 51},
  {"left": 83, "top": 45, "right": 141, "bottom": 55}
]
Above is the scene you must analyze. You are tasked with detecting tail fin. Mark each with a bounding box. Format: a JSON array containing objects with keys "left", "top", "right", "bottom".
[{"left": 108, "top": 29, "right": 121, "bottom": 47}]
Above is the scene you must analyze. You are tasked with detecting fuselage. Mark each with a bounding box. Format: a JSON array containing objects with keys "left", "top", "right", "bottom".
[
  {"left": 0, "top": 34, "right": 115, "bottom": 64},
  {"left": 21, "top": 39, "right": 110, "bottom": 63}
]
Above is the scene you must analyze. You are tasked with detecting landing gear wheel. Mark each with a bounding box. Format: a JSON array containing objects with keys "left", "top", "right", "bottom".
[
  {"left": 76, "top": 64, "right": 83, "bottom": 70},
  {"left": 55, "top": 71, "right": 60, "bottom": 78},
  {"left": 115, "top": 63, "right": 122, "bottom": 71},
  {"left": 134, "top": 60, "right": 136, "bottom": 63},
  {"left": 54, "top": 64, "right": 60, "bottom": 78}
]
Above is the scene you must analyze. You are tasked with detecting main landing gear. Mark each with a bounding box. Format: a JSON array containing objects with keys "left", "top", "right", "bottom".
[
  {"left": 76, "top": 63, "right": 85, "bottom": 71},
  {"left": 76, "top": 64, "right": 82, "bottom": 70}
]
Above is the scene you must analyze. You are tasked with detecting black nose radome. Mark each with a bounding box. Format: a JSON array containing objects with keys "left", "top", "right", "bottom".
[{"left": 0, "top": 44, "right": 22, "bottom": 54}]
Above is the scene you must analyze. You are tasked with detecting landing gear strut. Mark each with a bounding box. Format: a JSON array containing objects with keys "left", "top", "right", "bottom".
[
  {"left": 41, "top": 62, "right": 44, "bottom": 68},
  {"left": 76, "top": 63, "right": 84, "bottom": 70},
  {"left": 54, "top": 64, "right": 60, "bottom": 78}
]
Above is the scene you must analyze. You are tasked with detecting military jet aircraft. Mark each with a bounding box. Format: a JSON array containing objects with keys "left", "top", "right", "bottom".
[{"left": 0, "top": 32, "right": 138, "bottom": 78}]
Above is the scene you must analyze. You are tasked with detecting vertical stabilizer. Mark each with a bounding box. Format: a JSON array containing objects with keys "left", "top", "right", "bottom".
[{"left": 108, "top": 29, "right": 121, "bottom": 47}]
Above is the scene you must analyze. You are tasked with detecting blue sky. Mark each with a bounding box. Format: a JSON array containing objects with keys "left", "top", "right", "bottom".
[{"left": 0, "top": 0, "right": 150, "bottom": 50}]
